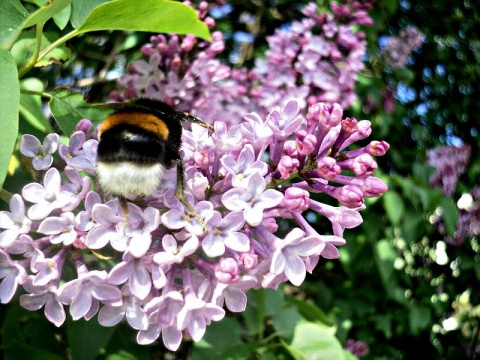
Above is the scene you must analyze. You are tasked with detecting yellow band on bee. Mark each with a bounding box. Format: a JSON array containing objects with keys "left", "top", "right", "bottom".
[{"left": 99, "top": 112, "right": 170, "bottom": 141}]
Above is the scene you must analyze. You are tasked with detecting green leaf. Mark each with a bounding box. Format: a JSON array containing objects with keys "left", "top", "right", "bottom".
[
  {"left": 0, "top": 0, "right": 29, "bottom": 49},
  {"left": 29, "top": 0, "right": 72, "bottom": 29},
  {"left": 11, "top": 31, "right": 72, "bottom": 68},
  {"left": 286, "top": 296, "right": 335, "bottom": 326},
  {"left": 289, "top": 322, "right": 344, "bottom": 360},
  {"left": 373, "top": 239, "right": 403, "bottom": 301},
  {"left": 243, "top": 289, "right": 267, "bottom": 336},
  {"left": 271, "top": 306, "right": 302, "bottom": 338},
  {"left": 70, "top": 0, "right": 109, "bottom": 29},
  {"left": 0, "top": 49, "right": 20, "bottom": 190},
  {"left": 375, "top": 314, "right": 392, "bottom": 338},
  {"left": 192, "top": 318, "right": 255, "bottom": 360},
  {"left": 264, "top": 287, "right": 284, "bottom": 316},
  {"left": 66, "top": 317, "right": 117, "bottom": 360},
  {"left": 76, "top": 0, "right": 211, "bottom": 41},
  {"left": 2, "top": 305, "right": 65, "bottom": 360},
  {"left": 439, "top": 196, "right": 458, "bottom": 236},
  {"left": 19, "top": 78, "right": 53, "bottom": 133},
  {"left": 48, "top": 88, "right": 112, "bottom": 135},
  {"left": 409, "top": 305, "right": 431, "bottom": 335},
  {"left": 103, "top": 323, "right": 150, "bottom": 360},
  {"left": 382, "top": 190, "right": 405, "bottom": 225},
  {"left": 53, "top": 3, "right": 71, "bottom": 29},
  {"left": 384, "top": 0, "right": 399, "bottom": 14},
  {"left": 23, "top": 0, "right": 72, "bottom": 28}
]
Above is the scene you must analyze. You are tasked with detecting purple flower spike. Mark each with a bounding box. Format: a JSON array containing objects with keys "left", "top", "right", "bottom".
[
  {"left": 20, "top": 133, "right": 60, "bottom": 170},
  {"left": 1, "top": 1, "right": 391, "bottom": 348}
]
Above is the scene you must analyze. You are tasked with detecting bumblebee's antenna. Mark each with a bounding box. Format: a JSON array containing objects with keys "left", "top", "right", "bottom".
[{"left": 175, "top": 111, "right": 214, "bottom": 132}]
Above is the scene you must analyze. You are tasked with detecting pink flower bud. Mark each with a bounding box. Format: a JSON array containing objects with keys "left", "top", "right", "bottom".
[
  {"left": 362, "top": 177, "right": 388, "bottom": 198},
  {"left": 75, "top": 119, "right": 93, "bottom": 136},
  {"left": 336, "top": 185, "right": 364, "bottom": 208},
  {"left": 278, "top": 156, "right": 300, "bottom": 179},
  {"left": 283, "top": 187, "right": 310, "bottom": 213},
  {"left": 282, "top": 140, "right": 298, "bottom": 157},
  {"left": 352, "top": 154, "right": 377, "bottom": 178},
  {"left": 239, "top": 253, "right": 258, "bottom": 270},
  {"left": 317, "top": 156, "right": 341, "bottom": 180},
  {"left": 367, "top": 140, "right": 390, "bottom": 156},
  {"left": 296, "top": 130, "right": 317, "bottom": 156},
  {"left": 306, "top": 102, "right": 343, "bottom": 131},
  {"left": 215, "top": 258, "right": 240, "bottom": 283}
]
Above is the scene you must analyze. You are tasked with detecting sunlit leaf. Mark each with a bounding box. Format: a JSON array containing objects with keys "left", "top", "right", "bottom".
[
  {"left": 0, "top": 0, "right": 28, "bottom": 49},
  {"left": 49, "top": 88, "right": 112, "bottom": 136},
  {"left": 76, "top": 0, "right": 211, "bottom": 41},
  {"left": 383, "top": 190, "right": 404, "bottom": 225},
  {"left": 0, "top": 49, "right": 20, "bottom": 190},
  {"left": 19, "top": 78, "right": 53, "bottom": 133},
  {"left": 70, "top": 0, "right": 109, "bottom": 29},
  {"left": 23, "top": 0, "right": 71, "bottom": 28},
  {"left": 288, "top": 322, "right": 344, "bottom": 360},
  {"left": 11, "top": 31, "right": 72, "bottom": 68}
]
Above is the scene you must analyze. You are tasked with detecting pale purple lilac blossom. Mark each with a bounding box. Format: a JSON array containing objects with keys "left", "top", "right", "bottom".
[
  {"left": 20, "top": 133, "right": 60, "bottom": 170},
  {"left": 381, "top": 26, "right": 425, "bottom": 68},
  {"left": 111, "top": 1, "right": 373, "bottom": 120},
  {"left": 0, "top": 0, "right": 389, "bottom": 351}
]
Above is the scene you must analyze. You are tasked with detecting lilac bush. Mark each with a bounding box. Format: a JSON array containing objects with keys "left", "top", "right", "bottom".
[
  {"left": 1, "top": 99, "right": 388, "bottom": 350},
  {"left": 0, "top": 0, "right": 389, "bottom": 352}
]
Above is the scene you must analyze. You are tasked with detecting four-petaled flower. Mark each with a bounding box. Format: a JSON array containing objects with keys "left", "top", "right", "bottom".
[
  {"left": 20, "top": 134, "right": 60, "bottom": 170},
  {"left": 0, "top": 194, "right": 31, "bottom": 247},
  {"left": 57, "top": 270, "right": 122, "bottom": 320},
  {"left": 270, "top": 228, "right": 325, "bottom": 286},
  {"left": 222, "top": 172, "right": 284, "bottom": 226}
]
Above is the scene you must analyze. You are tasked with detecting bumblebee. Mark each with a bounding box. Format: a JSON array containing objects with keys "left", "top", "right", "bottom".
[{"left": 96, "top": 98, "right": 212, "bottom": 217}]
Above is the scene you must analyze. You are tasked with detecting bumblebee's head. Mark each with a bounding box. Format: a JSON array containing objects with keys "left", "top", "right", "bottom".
[{"left": 96, "top": 98, "right": 183, "bottom": 197}]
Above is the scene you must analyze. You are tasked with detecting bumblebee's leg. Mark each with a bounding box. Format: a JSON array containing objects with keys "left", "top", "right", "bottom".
[
  {"left": 175, "top": 159, "right": 207, "bottom": 233},
  {"left": 118, "top": 196, "right": 129, "bottom": 233}
]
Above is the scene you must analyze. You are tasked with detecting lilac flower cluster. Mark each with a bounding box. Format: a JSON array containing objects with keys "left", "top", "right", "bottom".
[
  {"left": 433, "top": 187, "right": 480, "bottom": 246},
  {"left": 427, "top": 145, "right": 478, "bottom": 246},
  {"left": 112, "top": 1, "right": 373, "bottom": 121},
  {"left": 0, "top": 99, "right": 388, "bottom": 349},
  {"left": 344, "top": 339, "right": 370, "bottom": 358},
  {"left": 381, "top": 26, "right": 425, "bottom": 68},
  {"left": 427, "top": 145, "right": 471, "bottom": 196}
]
